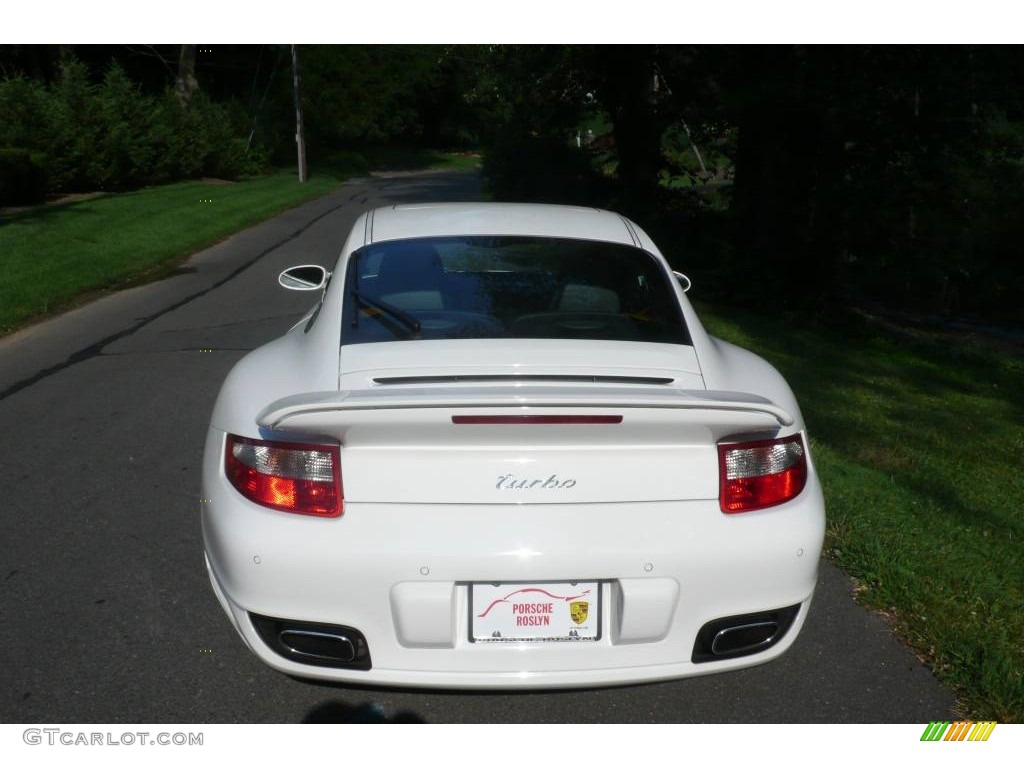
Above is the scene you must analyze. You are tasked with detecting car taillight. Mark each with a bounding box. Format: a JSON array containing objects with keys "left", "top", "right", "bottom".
[
  {"left": 718, "top": 434, "right": 807, "bottom": 513},
  {"left": 225, "top": 435, "right": 342, "bottom": 517}
]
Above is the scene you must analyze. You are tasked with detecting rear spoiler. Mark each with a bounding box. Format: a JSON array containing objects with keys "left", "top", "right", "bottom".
[{"left": 256, "top": 386, "right": 795, "bottom": 429}]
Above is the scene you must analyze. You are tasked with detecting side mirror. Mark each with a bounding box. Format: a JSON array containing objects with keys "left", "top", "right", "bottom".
[
  {"left": 279, "top": 264, "right": 328, "bottom": 291},
  {"left": 673, "top": 271, "right": 692, "bottom": 293}
]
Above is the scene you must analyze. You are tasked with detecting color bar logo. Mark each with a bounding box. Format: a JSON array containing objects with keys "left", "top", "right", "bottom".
[{"left": 920, "top": 721, "right": 996, "bottom": 741}]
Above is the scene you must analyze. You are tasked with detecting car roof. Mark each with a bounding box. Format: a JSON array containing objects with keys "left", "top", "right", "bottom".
[{"left": 367, "top": 203, "right": 639, "bottom": 247}]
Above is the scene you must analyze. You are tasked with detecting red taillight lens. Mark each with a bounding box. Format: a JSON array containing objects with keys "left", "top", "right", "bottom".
[
  {"left": 718, "top": 434, "right": 807, "bottom": 513},
  {"left": 225, "top": 435, "right": 342, "bottom": 517}
]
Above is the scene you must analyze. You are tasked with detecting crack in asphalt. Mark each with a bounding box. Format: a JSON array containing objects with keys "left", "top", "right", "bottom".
[
  {"left": 156, "top": 313, "right": 303, "bottom": 332},
  {"left": 0, "top": 186, "right": 382, "bottom": 403},
  {"left": 96, "top": 348, "right": 256, "bottom": 357}
]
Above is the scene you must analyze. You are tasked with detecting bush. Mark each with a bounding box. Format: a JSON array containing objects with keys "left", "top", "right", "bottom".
[
  {"left": 43, "top": 58, "right": 103, "bottom": 190},
  {"left": 0, "top": 148, "right": 48, "bottom": 206},
  {"left": 0, "top": 76, "right": 50, "bottom": 150},
  {"left": 93, "top": 62, "right": 160, "bottom": 189},
  {"left": 192, "top": 94, "right": 251, "bottom": 179},
  {"left": 0, "top": 56, "right": 269, "bottom": 197}
]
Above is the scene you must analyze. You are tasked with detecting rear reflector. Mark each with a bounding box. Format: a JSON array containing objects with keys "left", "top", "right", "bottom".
[
  {"left": 225, "top": 435, "right": 342, "bottom": 517},
  {"left": 452, "top": 415, "right": 623, "bottom": 425},
  {"left": 718, "top": 434, "right": 807, "bottom": 513}
]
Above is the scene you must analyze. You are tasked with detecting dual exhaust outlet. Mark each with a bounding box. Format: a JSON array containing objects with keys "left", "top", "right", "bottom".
[{"left": 251, "top": 605, "right": 800, "bottom": 670}]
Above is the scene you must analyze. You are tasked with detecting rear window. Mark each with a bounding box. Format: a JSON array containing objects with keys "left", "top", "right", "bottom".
[{"left": 342, "top": 236, "right": 690, "bottom": 346}]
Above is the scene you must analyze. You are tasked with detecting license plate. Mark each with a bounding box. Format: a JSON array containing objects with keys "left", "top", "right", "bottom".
[{"left": 470, "top": 581, "right": 600, "bottom": 642}]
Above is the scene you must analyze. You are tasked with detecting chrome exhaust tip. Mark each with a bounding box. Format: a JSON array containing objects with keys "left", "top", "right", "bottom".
[
  {"left": 279, "top": 629, "right": 357, "bottom": 663},
  {"left": 692, "top": 604, "right": 800, "bottom": 663},
  {"left": 250, "top": 614, "right": 371, "bottom": 670},
  {"left": 711, "top": 620, "right": 779, "bottom": 656}
]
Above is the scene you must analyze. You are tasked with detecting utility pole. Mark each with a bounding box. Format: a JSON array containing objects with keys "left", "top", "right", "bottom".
[{"left": 290, "top": 44, "right": 308, "bottom": 183}]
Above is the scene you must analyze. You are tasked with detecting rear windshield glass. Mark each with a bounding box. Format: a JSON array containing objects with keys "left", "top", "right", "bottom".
[{"left": 341, "top": 236, "right": 690, "bottom": 346}]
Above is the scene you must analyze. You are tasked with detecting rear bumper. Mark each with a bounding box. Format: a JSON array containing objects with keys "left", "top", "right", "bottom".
[{"left": 202, "top": 428, "right": 825, "bottom": 689}]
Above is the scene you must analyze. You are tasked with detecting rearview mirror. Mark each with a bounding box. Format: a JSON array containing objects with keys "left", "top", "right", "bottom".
[
  {"left": 673, "top": 271, "right": 692, "bottom": 293},
  {"left": 279, "top": 265, "right": 328, "bottom": 291}
]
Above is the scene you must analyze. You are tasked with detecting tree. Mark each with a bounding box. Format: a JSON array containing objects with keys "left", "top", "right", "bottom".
[
  {"left": 581, "top": 45, "right": 665, "bottom": 206},
  {"left": 175, "top": 44, "right": 198, "bottom": 107}
]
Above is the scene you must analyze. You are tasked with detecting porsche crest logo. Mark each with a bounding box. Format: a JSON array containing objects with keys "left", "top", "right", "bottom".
[{"left": 570, "top": 600, "right": 589, "bottom": 625}]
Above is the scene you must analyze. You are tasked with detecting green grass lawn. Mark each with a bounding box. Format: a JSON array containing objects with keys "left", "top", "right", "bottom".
[
  {"left": 0, "top": 148, "right": 477, "bottom": 334},
  {"left": 699, "top": 304, "right": 1024, "bottom": 722}
]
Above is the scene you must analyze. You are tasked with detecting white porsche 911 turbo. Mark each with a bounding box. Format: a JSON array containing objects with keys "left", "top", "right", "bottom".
[{"left": 201, "top": 202, "right": 825, "bottom": 689}]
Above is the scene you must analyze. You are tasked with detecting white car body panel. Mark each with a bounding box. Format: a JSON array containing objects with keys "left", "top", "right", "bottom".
[
  {"left": 202, "top": 202, "right": 826, "bottom": 688},
  {"left": 336, "top": 337, "right": 705, "bottom": 388},
  {"left": 203, "top": 422, "right": 823, "bottom": 686},
  {"left": 368, "top": 203, "right": 638, "bottom": 245},
  {"left": 255, "top": 391, "right": 786, "bottom": 506}
]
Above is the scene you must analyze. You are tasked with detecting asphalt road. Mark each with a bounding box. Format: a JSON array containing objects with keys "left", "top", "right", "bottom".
[{"left": 0, "top": 170, "right": 957, "bottom": 723}]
